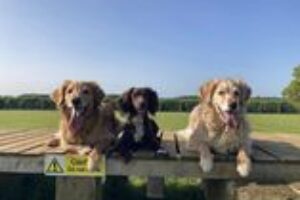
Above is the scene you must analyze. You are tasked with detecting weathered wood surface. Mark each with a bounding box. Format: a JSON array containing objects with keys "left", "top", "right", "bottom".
[
  {"left": 0, "top": 129, "right": 55, "bottom": 155},
  {"left": 1, "top": 129, "right": 299, "bottom": 161},
  {"left": 0, "top": 129, "right": 298, "bottom": 183}
]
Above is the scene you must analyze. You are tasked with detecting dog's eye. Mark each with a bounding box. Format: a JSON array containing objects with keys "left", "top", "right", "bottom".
[
  {"left": 133, "top": 91, "right": 141, "bottom": 97},
  {"left": 234, "top": 91, "right": 240, "bottom": 96},
  {"left": 67, "top": 89, "right": 73, "bottom": 94},
  {"left": 218, "top": 91, "right": 225, "bottom": 96},
  {"left": 82, "top": 89, "right": 89, "bottom": 95}
]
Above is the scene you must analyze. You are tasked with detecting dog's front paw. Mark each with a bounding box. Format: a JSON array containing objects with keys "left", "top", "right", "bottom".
[
  {"left": 78, "top": 146, "right": 92, "bottom": 156},
  {"left": 199, "top": 156, "right": 213, "bottom": 173},
  {"left": 237, "top": 158, "right": 251, "bottom": 177},
  {"left": 87, "top": 149, "right": 101, "bottom": 171},
  {"left": 64, "top": 148, "right": 79, "bottom": 154},
  {"left": 87, "top": 157, "right": 99, "bottom": 171},
  {"left": 47, "top": 138, "right": 60, "bottom": 147}
]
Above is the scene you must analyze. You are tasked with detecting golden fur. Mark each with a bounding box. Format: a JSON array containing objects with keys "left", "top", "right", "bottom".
[
  {"left": 48, "top": 80, "right": 118, "bottom": 171},
  {"left": 177, "top": 79, "right": 252, "bottom": 177}
]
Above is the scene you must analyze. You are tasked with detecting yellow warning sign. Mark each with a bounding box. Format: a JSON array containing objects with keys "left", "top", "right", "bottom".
[
  {"left": 44, "top": 154, "right": 106, "bottom": 177},
  {"left": 65, "top": 155, "right": 106, "bottom": 176},
  {"left": 65, "top": 155, "right": 89, "bottom": 172},
  {"left": 46, "top": 158, "right": 64, "bottom": 173}
]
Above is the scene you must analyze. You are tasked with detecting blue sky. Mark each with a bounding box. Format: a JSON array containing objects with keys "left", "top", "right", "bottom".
[{"left": 0, "top": 0, "right": 299, "bottom": 97}]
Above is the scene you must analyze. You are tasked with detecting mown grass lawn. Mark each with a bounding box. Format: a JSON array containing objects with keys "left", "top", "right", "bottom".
[
  {"left": 0, "top": 110, "right": 299, "bottom": 134},
  {"left": 157, "top": 112, "right": 300, "bottom": 134},
  {"left": 0, "top": 110, "right": 59, "bottom": 130}
]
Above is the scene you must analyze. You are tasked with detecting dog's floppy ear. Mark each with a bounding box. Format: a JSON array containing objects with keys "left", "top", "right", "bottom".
[
  {"left": 199, "top": 79, "right": 220, "bottom": 103},
  {"left": 119, "top": 87, "right": 134, "bottom": 113},
  {"left": 146, "top": 88, "right": 159, "bottom": 115},
  {"left": 51, "top": 80, "right": 72, "bottom": 107},
  {"left": 87, "top": 82, "right": 105, "bottom": 107},
  {"left": 236, "top": 80, "right": 252, "bottom": 104}
]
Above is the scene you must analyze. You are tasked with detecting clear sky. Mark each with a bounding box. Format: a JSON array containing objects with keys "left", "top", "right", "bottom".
[{"left": 0, "top": 0, "right": 299, "bottom": 97}]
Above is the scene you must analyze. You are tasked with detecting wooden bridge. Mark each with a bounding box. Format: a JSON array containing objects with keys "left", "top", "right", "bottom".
[{"left": 0, "top": 129, "right": 299, "bottom": 200}]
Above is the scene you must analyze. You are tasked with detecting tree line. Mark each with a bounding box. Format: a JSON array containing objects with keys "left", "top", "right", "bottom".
[
  {"left": 0, "top": 94, "right": 55, "bottom": 110},
  {"left": 159, "top": 96, "right": 298, "bottom": 113},
  {"left": 0, "top": 94, "right": 298, "bottom": 113}
]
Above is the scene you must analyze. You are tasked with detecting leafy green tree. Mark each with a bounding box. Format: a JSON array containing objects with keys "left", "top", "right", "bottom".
[{"left": 283, "top": 65, "right": 300, "bottom": 102}]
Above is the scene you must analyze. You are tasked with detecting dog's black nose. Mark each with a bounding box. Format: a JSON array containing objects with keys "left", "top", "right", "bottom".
[
  {"left": 230, "top": 102, "right": 238, "bottom": 111},
  {"left": 72, "top": 98, "right": 81, "bottom": 107},
  {"left": 140, "top": 102, "right": 146, "bottom": 109}
]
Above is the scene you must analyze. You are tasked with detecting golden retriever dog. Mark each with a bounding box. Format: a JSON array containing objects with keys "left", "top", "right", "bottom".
[
  {"left": 48, "top": 80, "right": 118, "bottom": 171},
  {"left": 176, "top": 79, "right": 252, "bottom": 177}
]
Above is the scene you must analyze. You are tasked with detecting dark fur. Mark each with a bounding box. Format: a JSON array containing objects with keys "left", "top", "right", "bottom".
[
  {"left": 119, "top": 87, "right": 159, "bottom": 115},
  {"left": 116, "top": 87, "right": 162, "bottom": 162}
]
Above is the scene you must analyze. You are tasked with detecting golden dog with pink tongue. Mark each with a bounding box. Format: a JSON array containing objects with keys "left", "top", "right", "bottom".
[
  {"left": 177, "top": 79, "right": 252, "bottom": 177},
  {"left": 48, "top": 80, "right": 118, "bottom": 171}
]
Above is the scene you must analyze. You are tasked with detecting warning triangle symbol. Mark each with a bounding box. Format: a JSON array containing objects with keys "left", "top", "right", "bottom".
[{"left": 46, "top": 158, "right": 64, "bottom": 173}]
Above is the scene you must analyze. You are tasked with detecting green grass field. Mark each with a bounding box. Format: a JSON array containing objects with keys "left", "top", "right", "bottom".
[
  {"left": 0, "top": 110, "right": 299, "bottom": 134},
  {"left": 157, "top": 112, "right": 300, "bottom": 134}
]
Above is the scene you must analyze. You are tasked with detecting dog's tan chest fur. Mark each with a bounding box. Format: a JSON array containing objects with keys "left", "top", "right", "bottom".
[
  {"left": 187, "top": 104, "right": 249, "bottom": 154},
  {"left": 59, "top": 107, "right": 115, "bottom": 149},
  {"left": 209, "top": 127, "right": 242, "bottom": 153}
]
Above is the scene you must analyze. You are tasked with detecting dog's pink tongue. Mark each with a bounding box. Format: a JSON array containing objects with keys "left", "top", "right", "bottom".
[
  {"left": 223, "top": 112, "right": 238, "bottom": 129},
  {"left": 69, "top": 114, "right": 83, "bottom": 135}
]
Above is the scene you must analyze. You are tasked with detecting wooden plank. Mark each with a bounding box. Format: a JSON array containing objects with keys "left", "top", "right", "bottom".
[
  {"left": 0, "top": 128, "right": 53, "bottom": 137},
  {"left": 0, "top": 129, "right": 29, "bottom": 135},
  {"left": 0, "top": 129, "right": 52, "bottom": 146},
  {"left": 0, "top": 129, "right": 41, "bottom": 141},
  {"left": 0, "top": 155, "right": 297, "bottom": 183},
  {"left": 0, "top": 129, "right": 59, "bottom": 154},
  {"left": 17, "top": 135, "right": 282, "bottom": 160},
  {"left": 55, "top": 177, "right": 98, "bottom": 200},
  {"left": 251, "top": 142, "right": 279, "bottom": 162},
  {"left": 0, "top": 134, "right": 52, "bottom": 153},
  {"left": 249, "top": 162, "right": 300, "bottom": 184},
  {"left": 106, "top": 159, "right": 237, "bottom": 178},
  {"left": 254, "top": 139, "right": 300, "bottom": 161},
  {"left": 253, "top": 133, "right": 300, "bottom": 147},
  {"left": 16, "top": 135, "right": 53, "bottom": 154},
  {"left": 23, "top": 144, "right": 52, "bottom": 155},
  {"left": 46, "top": 147, "right": 66, "bottom": 154},
  {"left": 10, "top": 131, "right": 57, "bottom": 155},
  {"left": 0, "top": 155, "right": 44, "bottom": 173}
]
